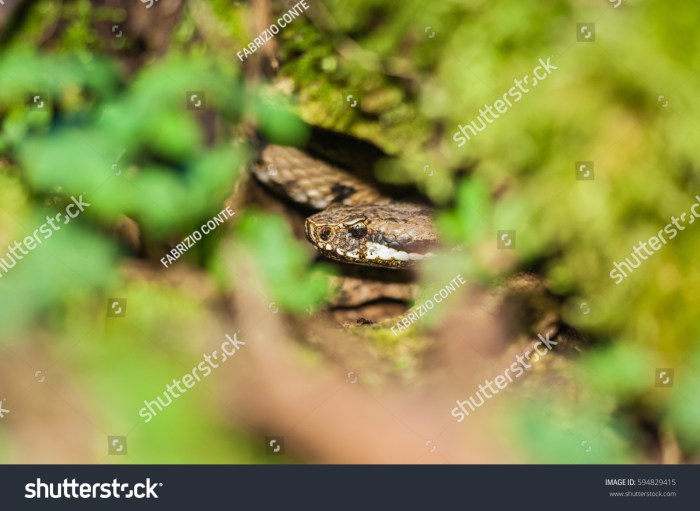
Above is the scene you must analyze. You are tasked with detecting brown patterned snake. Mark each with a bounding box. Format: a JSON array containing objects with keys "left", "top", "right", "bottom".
[
  {"left": 251, "top": 143, "right": 439, "bottom": 269},
  {"left": 249, "top": 137, "right": 570, "bottom": 342}
]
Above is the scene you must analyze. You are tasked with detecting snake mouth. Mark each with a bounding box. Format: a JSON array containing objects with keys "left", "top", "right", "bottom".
[
  {"left": 332, "top": 241, "right": 434, "bottom": 266},
  {"left": 365, "top": 241, "right": 434, "bottom": 263}
]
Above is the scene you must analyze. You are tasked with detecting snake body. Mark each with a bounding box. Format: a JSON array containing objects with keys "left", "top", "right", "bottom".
[{"left": 252, "top": 143, "right": 438, "bottom": 269}]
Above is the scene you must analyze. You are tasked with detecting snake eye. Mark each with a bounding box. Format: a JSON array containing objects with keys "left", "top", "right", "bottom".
[
  {"left": 350, "top": 222, "right": 367, "bottom": 238},
  {"left": 319, "top": 227, "right": 333, "bottom": 241}
]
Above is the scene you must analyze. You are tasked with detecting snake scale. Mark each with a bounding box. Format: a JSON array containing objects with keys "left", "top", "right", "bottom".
[{"left": 251, "top": 141, "right": 439, "bottom": 269}]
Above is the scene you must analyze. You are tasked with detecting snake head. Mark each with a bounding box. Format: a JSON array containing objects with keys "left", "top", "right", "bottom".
[{"left": 304, "top": 203, "right": 438, "bottom": 269}]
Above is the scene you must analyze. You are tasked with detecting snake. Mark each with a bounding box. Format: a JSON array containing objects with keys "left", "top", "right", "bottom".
[
  {"left": 251, "top": 142, "right": 439, "bottom": 269},
  {"left": 248, "top": 134, "right": 572, "bottom": 345}
]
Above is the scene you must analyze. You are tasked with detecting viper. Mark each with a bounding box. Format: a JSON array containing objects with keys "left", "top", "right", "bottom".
[
  {"left": 248, "top": 132, "right": 568, "bottom": 342},
  {"left": 251, "top": 142, "right": 439, "bottom": 269}
]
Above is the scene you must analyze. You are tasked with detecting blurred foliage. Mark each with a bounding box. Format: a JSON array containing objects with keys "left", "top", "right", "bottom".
[
  {"left": 56, "top": 279, "right": 267, "bottom": 463},
  {"left": 230, "top": 211, "right": 334, "bottom": 313},
  {"left": 256, "top": 0, "right": 700, "bottom": 459},
  {"left": 0, "top": 0, "right": 698, "bottom": 463},
  {"left": 0, "top": 1, "right": 326, "bottom": 463},
  {"left": 0, "top": 52, "right": 246, "bottom": 233}
]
